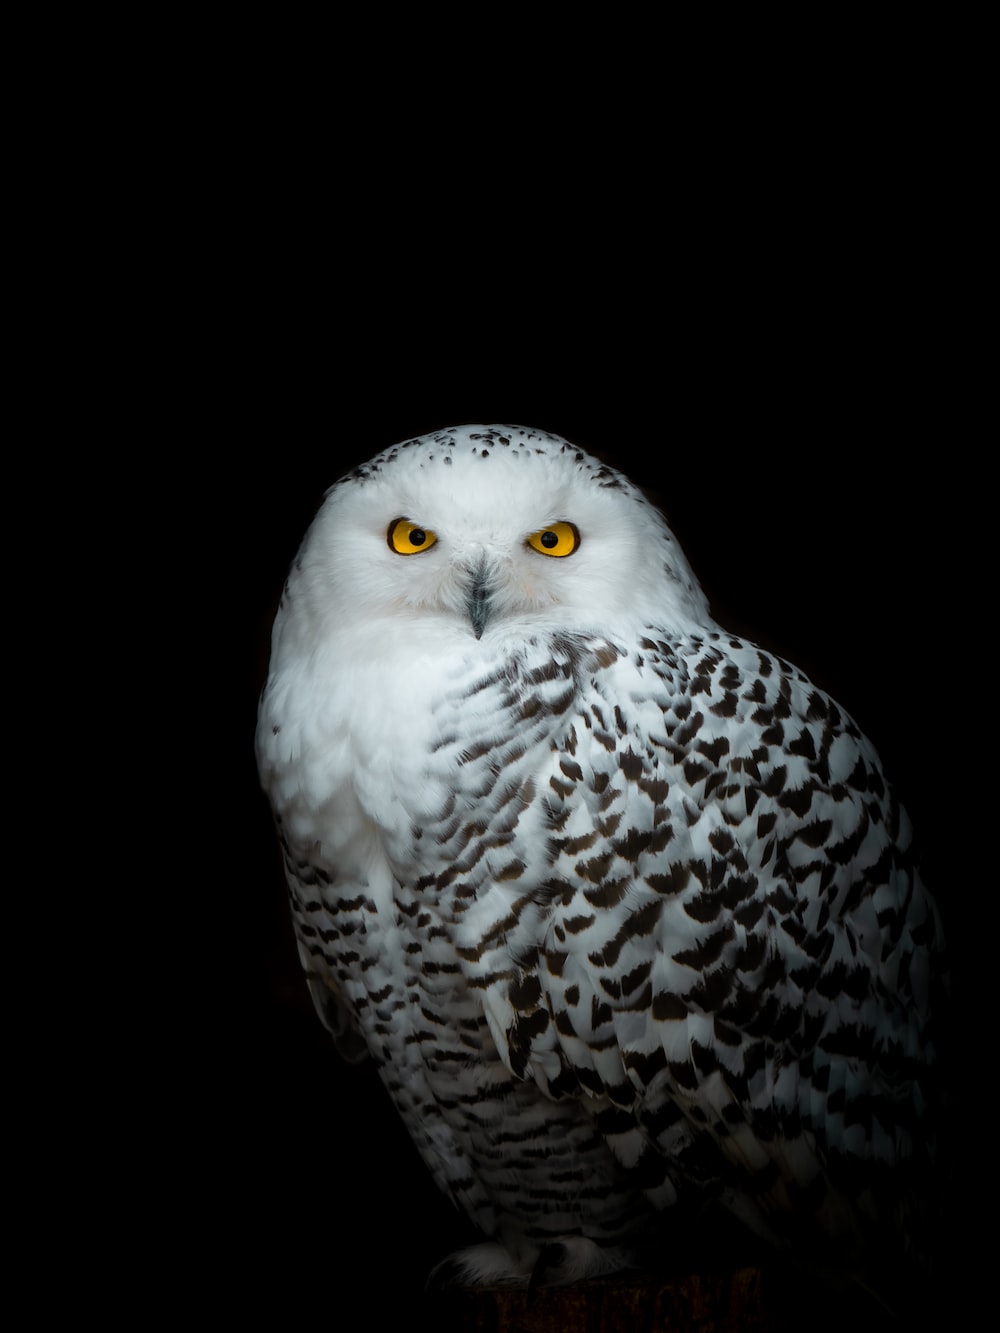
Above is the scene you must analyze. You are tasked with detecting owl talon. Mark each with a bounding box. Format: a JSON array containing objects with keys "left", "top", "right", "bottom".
[{"left": 529, "top": 1242, "right": 568, "bottom": 1290}]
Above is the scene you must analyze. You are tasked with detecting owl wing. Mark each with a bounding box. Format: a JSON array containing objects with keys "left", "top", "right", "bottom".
[
  {"left": 282, "top": 859, "right": 372, "bottom": 1066},
  {"left": 482, "top": 631, "right": 944, "bottom": 1240}
]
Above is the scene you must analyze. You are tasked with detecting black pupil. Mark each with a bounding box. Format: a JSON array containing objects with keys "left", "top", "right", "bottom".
[
  {"left": 409, "top": 528, "right": 426, "bottom": 546},
  {"left": 541, "top": 530, "right": 558, "bottom": 548}
]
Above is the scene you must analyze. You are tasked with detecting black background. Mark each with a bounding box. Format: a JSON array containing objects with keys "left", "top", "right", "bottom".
[{"left": 30, "top": 31, "right": 989, "bottom": 1329}]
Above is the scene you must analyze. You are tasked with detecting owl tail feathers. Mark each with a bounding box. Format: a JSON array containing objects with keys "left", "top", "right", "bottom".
[{"left": 303, "top": 972, "right": 369, "bottom": 1064}]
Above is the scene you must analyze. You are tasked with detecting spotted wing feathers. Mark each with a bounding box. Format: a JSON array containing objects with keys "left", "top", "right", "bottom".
[{"left": 482, "top": 630, "right": 944, "bottom": 1243}]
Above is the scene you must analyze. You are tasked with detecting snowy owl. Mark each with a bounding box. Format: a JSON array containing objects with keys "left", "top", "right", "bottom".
[{"left": 256, "top": 425, "right": 946, "bottom": 1291}]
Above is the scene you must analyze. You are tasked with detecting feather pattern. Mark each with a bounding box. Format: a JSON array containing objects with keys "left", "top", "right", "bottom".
[{"left": 256, "top": 425, "right": 946, "bottom": 1287}]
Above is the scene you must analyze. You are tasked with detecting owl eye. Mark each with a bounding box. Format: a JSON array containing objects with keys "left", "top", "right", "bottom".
[
  {"left": 526, "top": 522, "right": 580, "bottom": 558},
  {"left": 387, "top": 517, "right": 438, "bottom": 555}
]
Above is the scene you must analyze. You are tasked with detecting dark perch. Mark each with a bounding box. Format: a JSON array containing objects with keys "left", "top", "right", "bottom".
[{"left": 423, "top": 1262, "right": 918, "bottom": 1332}]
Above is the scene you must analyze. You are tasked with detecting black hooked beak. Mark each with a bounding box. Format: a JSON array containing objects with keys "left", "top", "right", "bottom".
[{"left": 465, "top": 561, "right": 493, "bottom": 640}]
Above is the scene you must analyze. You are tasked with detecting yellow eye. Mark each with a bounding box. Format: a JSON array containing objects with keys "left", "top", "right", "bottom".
[
  {"left": 387, "top": 517, "right": 438, "bottom": 555},
  {"left": 526, "top": 521, "right": 580, "bottom": 558}
]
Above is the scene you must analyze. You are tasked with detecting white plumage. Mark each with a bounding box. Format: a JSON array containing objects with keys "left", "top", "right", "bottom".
[{"left": 256, "top": 425, "right": 946, "bottom": 1289}]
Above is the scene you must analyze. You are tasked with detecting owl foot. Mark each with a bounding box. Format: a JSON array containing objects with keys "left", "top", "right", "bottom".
[
  {"left": 528, "top": 1237, "right": 632, "bottom": 1286},
  {"left": 428, "top": 1236, "right": 632, "bottom": 1289}
]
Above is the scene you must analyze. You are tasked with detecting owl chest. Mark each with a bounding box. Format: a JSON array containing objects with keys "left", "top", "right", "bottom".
[{"left": 340, "top": 658, "right": 555, "bottom": 869}]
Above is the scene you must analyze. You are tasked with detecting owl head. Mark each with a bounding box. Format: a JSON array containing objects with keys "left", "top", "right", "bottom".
[{"left": 276, "top": 426, "right": 712, "bottom": 656}]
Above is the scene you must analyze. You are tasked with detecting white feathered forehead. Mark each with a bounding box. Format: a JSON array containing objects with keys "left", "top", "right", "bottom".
[{"left": 327, "top": 424, "right": 643, "bottom": 501}]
